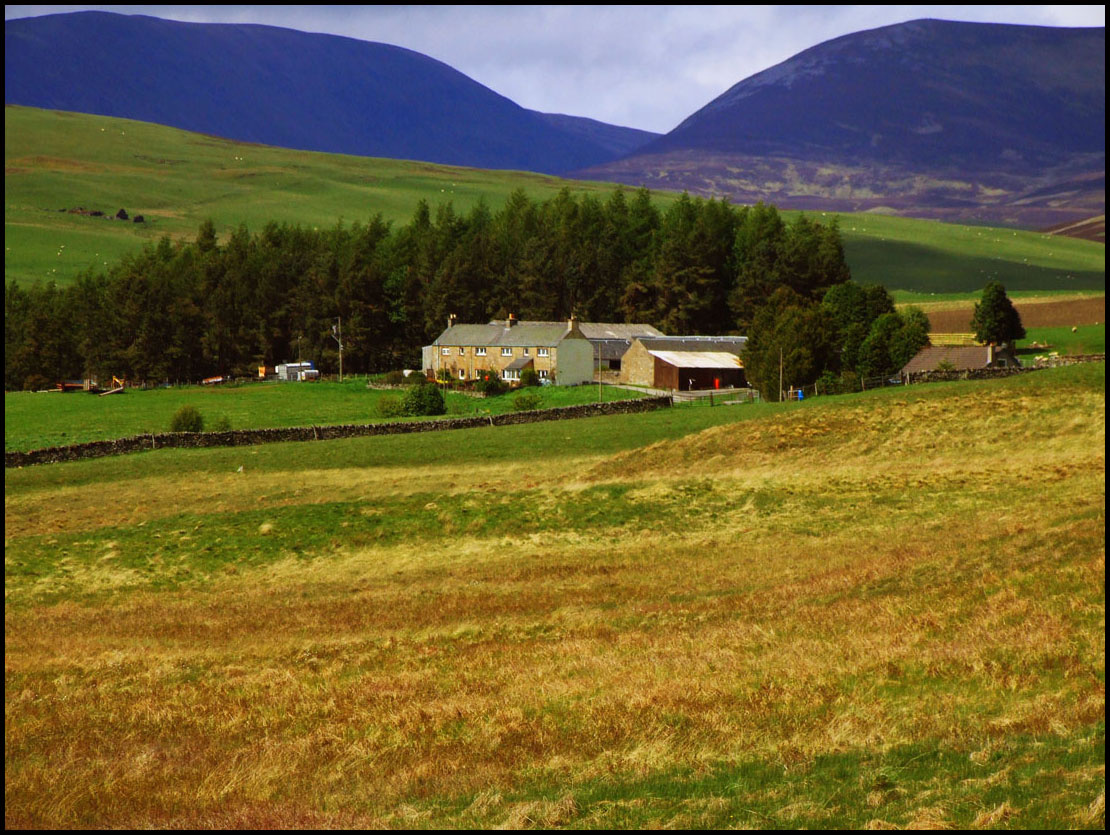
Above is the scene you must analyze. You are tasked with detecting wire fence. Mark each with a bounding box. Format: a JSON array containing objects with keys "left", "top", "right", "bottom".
[{"left": 671, "top": 387, "right": 761, "bottom": 406}]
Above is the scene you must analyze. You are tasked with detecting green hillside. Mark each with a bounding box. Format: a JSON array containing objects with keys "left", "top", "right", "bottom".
[{"left": 5, "top": 105, "right": 1106, "bottom": 294}]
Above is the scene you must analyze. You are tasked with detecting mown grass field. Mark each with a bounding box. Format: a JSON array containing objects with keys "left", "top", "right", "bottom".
[
  {"left": 5, "top": 363, "right": 1104, "bottom": 829},
  {"left": 2, "top": 378, "right": 645, "bottom": 453},
  {"left": 6, "top": 105, "right": 1106, "bottom": 294}
]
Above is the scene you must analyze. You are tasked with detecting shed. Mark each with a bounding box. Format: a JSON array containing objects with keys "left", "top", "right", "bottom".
[
  {"left": 901, "top": 344, "right": 1020, "bottom": 375},
  {"left": 621, "top": 336, "right": 747, "bottom": 391}
]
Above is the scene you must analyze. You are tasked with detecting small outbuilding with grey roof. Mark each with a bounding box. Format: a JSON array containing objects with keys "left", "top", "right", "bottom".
[
  {"left": 620, "top": 336, "right": 748, "bottom": 391},
  {"left": 901, "top": 343, "right": 1020, "bottom": 376}
]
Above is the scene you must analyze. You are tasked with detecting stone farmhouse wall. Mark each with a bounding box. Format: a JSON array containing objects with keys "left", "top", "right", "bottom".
[{"left": 6, "top": 396, "right": 673, "bottom": 468}]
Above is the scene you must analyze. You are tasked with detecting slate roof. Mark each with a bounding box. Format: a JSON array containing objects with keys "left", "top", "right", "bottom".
[
  {"left": 504, "top": 356, "right": 536, "bottom": 371},
  {"left": 432, "top": 320, "right": 661, "bottom": 349},
  {"left": 434, "top": 322, "right": 576, "bottom": 348},
  {"left": 900, "top": 344, "right": 1018, "bottom": 374},
  {"left": 637, "top": 336, "right": 747, "bottom": 356}
]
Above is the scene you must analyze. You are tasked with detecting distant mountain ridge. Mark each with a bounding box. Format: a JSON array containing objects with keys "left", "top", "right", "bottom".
[
  {"left": 576, "top": 19, "right": 1105, "bottom": 227},
  {"left": 4, "top": 11, "right": 659, "bottom": 175}
]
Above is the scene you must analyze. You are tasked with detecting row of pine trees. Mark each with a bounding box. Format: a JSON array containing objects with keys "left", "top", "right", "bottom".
[{"left": 5, "top": 188, "right": 856, "bottom": 391}]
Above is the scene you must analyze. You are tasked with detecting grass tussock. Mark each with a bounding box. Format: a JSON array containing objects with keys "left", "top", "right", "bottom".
[{"left": 5, "top": 366, "right": 1105, "bottom": 828}]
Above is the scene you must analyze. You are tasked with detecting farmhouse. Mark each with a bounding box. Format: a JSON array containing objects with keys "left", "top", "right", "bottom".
[
  {"left": 424, "top": 315, "right": 594, "bottom": 385},
  {"left": 620, "top": 336, "right": 748, "bottom": 391},
  {"left": 901, "top": 343, "right": 1020, "bottom": 375}
]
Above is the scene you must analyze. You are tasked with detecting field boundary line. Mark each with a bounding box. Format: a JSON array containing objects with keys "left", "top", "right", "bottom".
[{"left": 5, "top": 396, "right": 673, "bottom": 468}]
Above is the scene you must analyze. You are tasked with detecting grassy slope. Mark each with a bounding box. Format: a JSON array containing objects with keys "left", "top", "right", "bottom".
[
  {"left": 838, "top": 214, "right": 1105, "bottom": 294},
  {"left": 2, "top": 379, "right": 644, "bottom": 453},
  {"left": 6, "top": 106, "right": 1106, "bottom": 294},
  {"left": 5, "top": 364, "right": 1104, "bottom": 828},
  {"left": 4, "top": 106, "right": 631, "bottom": 287}
]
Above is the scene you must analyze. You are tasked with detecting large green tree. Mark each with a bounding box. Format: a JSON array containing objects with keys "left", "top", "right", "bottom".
[
  {"left": 744, "top": 288, "right": 840, "bottom": 401},
  {"left": 970, "top": 281, "right": 1025, "bottom": 345}
]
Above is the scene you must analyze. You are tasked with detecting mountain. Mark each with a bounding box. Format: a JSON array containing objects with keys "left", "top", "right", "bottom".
[
  {"left": 575, "top": 19, "right": 1105, "bottom": 227},
  {"left": 4, "top": 11, "right": 658, "bottom": 176}
]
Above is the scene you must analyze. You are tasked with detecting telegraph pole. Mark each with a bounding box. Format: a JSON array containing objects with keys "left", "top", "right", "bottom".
[
  {"left": 598, "top": 340, "right": 602, "bottom": 403},
  {"left": 779, "top": 346, "right": 784, "bottom": 403},
  {"left": 332, "top": 317, "right": 343, "bottom": 382}
]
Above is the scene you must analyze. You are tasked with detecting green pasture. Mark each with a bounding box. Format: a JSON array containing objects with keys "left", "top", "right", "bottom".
[
  {"left": 1018, "top": 324, "right": 1106, "bottom": 357},
  {"left": 6, "top": 106, "right": 1105, "bottom": 295},
  {"left": 2, "top": 378, "right": 648, "bottom": 453},
  {"left": 4, "top": 106, "right": 635, "bottom": 287},
  {"left": 839, "top": 213, "right": 1105, "bottom": 294}
]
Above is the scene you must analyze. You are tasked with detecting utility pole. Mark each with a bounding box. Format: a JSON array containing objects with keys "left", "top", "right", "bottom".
[
  {"left": 779, "top": 346, "right": 784, "bottom": 403},
  {"left": 331, "top": 317, "right": 343, "bottom": 382},
  {"left": 598, "top": 340, "right": 603, "bottom": 403}
]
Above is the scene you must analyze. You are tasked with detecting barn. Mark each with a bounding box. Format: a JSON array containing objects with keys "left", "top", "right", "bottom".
[{"left": 620, "top": 336, "right": 747, "bottom": 391}]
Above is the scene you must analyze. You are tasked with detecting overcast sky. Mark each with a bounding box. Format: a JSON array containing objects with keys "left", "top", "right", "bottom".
[{"left": 6, "top": 5, "right": 1106, "bottom": 133}]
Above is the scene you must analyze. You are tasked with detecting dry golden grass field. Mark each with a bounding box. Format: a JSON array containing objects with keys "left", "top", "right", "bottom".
[{"left": 4, "top": 365, "right": 1105, "bottom": 829}]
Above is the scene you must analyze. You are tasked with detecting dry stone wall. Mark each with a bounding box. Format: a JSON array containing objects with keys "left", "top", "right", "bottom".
[
  {"left": 904, "top": 354, "right": 1104, "bottom": 385},
  {"left": 6, "top": 396, "right": 673, "bottom": 468}
]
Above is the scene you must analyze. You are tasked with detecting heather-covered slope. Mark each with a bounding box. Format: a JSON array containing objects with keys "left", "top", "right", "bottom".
[{"left": 577, "top": 19, "right": 1106, "bottom": 226}]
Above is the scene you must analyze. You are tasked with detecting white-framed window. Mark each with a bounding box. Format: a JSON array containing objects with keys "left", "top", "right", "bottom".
[
  {"left": 538, "top": 369, "right": 549, "bottom": 379},
  {"left": 441, "top": 347, "right": 450, "bottom": 355},
  {"left": 475, "top": 347, "right": 487, "bottom": 356},
  {"left": 458, "top": 347, "right": 465, "bottom": 355},
  {"left": 537, "top": 347, "right": 549, "bottom": 357},
  {"left": 502, "top": 368, "right": 519, "bottom": 380},
  {"left": 501, "top": 347, "right": 513, "bottom": 356},
  {"left": 458, "top": 369, "right": 466, "bottom": 379},
  {"left": 523, "top": 347, "right": 530, "bottom": 356}
]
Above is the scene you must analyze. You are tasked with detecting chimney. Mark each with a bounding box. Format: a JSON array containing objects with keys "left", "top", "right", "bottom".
[
  {"left": 448, "top": 313, "right": 457, "bottom": 329},
  {"left": 987, "top": 343, "right": 993, "bottom": 365},
  {"left": 506, "top": 313, "right": 517, "bottom": 328}
]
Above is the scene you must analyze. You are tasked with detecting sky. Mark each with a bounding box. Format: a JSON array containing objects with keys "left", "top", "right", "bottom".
[{"left": 5, "top": 5, "right": 1106, "bottom": 134}]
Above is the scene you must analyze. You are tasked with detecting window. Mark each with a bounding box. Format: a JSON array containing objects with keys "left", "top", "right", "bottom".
[
  {"left": 538, "top": 369, "right": 549, "bottom": 379},
  {"left": 501, "top": 347, "right": 513, "bottom": 356},
  {"left": 458, "top": 369, "right": 466, "bottom": 379},
  {"left": 441, "top": 347, "right": 450, "bottom": 355},
  {"left": 458, "top": 347, "right": 465, "bottom": 355},
  {"left": 523, "top": 347, "right": 530, "bottom": 356},
  {"left": 537, "top": 347, "right": 549, "bottom": 357},
  {"left": 475, "top": 347, "right": 487, "bottom": 356}
]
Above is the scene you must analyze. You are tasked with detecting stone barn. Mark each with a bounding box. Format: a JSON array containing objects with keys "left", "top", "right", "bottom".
[{"left": 620, "top": 336, "right": 747, "bottom": 391}]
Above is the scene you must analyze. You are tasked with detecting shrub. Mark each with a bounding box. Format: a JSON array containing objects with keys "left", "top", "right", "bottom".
[
  {"left": 210, "top": 415, "right": 232, "bottom": 432},
  {"left": 403, "top": 384, "right": 446, "bottom": 416},
  {"left": 170, "top": 405, "right": 204, "bottom": 433},
  {"left": 377, "top": 395, "right": 405, "bottom": 418},
  {"left": 383, "top": 370, "right": 406, "bottom": 385},
  {"left": 511, "top": 391, "right": 543, "bottom": 412},
  {"left": 474, "top": 374, "right": 508, "bottom": 396},
  {"left": 519, "top": 368, "right": 541, "bottom": 387}
]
